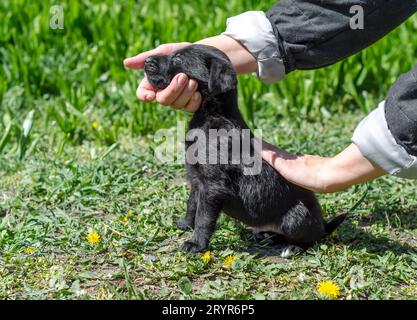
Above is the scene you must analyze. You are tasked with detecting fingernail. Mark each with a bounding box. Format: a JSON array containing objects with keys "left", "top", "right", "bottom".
[
  {"left": 177, "top": 74, "right": 187, "bottom": 86},
  {"left": 189, "top": 80, "right": 197, "bottom": 91},
  {"left": 192, "top": 92, "right": 200, "bottom": 101},
  {"left": 145, "top": 92, "right": 155, "bottom": 101}
]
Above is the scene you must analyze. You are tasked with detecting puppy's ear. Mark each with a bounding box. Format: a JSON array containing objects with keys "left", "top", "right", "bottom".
[{"left": 208, "top": 61, "right": 237, "bottom": 95}]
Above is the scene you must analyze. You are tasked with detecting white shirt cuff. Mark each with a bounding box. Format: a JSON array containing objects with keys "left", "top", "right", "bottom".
[
  {"left": 352, "top": 101, "right": 417, "bottom": 179},
  {"left": 222, "top": 11, "right": 286, "bottom": 84}
]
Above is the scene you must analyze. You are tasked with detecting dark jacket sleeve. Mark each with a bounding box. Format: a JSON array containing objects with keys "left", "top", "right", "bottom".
[
  {"left": 222, "top": 1, "right": 417, "bottom": 178},
  {"left": 352, "top": 63, "right": 417, "bottom": 179},
  {"left": 385, "top": 64, "right": 417, "bottom": 157},
  {"left": 266, "top": 0, "right": 417, "bottom": 73}
]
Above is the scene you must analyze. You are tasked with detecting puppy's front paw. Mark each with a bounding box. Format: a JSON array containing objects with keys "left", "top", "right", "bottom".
[
  {"left": 182, "top": 240, "right": 207, "bottom": 253},
  {"left": 176, "top": 218, "right": 194, "bottom": 231}
]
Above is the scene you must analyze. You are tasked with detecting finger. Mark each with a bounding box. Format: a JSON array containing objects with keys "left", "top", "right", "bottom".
[
  {"left": 262, "top": 149, "right": 286, "bottom": 171},
  {"left": 155, "top": 73, "right": 189, "bottom": 106},
  {"left": 183, "top": 92, "right": 202, "bottom": 113},
  {"left": 124, "top": 52, "right": 153, "bottom": 69},
  {"left": 124, "top": 44, "right": 178, "bottom": 69},
  {"left": 171, "top": 80, "right": 198, "bottom": 109},
  {"left": 136, "top": 77, "right": 157, "bottom": 102},
  {"left": 124, "top": 47, "right": 166, "bottom": 69}
]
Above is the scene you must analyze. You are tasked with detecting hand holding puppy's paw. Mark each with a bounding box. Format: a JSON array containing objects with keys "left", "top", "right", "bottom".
[
  {"left": 182, "top": 240, "right": 207, "bottom": 253},
  {"left": 176, "top": 218, "right": 194, "bottom": 231}
]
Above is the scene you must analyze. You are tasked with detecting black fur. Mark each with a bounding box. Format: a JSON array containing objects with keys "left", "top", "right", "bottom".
[{"left": 144, "top": 44, "right": 346, "bottom": 255}]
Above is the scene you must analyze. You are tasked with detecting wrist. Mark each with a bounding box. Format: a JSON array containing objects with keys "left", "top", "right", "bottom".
[
  {"left": 324, "top": 144, "right": 385, "bottom": 192},
  {"left": 196, "top": 35, "right": 257, "bottom": 74}
]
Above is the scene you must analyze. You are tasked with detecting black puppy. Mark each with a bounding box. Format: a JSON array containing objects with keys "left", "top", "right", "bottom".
[{"left": 144, "top": 44, "right": 346, "bottom": 257}]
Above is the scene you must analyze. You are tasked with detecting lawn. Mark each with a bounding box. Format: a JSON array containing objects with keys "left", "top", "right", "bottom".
[{"left": 1, "top": 1, "right": 417, "bottom": 300}]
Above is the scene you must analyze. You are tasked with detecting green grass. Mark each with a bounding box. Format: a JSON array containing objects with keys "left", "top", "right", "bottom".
[
  {"left": 1, "top": 0, "right": 417, "bottom": 144},
  {"left": 1, "top": 0, "right": 417, "bottom": 300},
  {"left": 1, "top": 112, "right": 417, "bottom": 299}
]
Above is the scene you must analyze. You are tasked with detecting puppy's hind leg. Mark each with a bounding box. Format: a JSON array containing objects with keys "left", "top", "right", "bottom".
[
  {"left": 280, "top": 201, "right": 325, "bottom": 258},
  {"left": 280, "top": 245, "right": 304, "bottom": 258},
  {"left": 250, "top": 227, "right": 287, "bottom": 245},
  {"left": 177, "top": 186, "right": 198, "bottom": 231},
  {"left": 182, "top": 193, "right": 222, "bottom": 253}
]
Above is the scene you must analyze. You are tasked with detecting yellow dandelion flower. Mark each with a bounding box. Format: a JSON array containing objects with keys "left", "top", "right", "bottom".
[
  {"left": 202, "top": 251, "right": 211, "bottom": 263},
  {"left": 96, "top": 287, "right": 109, "bottom": 299},
  {"left": 121, "top": 216, "right": 128, "bottom": 223},
  {"left": 223, "top": 255, "right": 237, "bottom": 268},
  {"left": 317, "top": 280, "right": 341, "bottom": 299},
  {"left": 87, "top": 231, "right": 100, "bottom": 244},
  {"left": 24, "top": 247, "right": 35, "bottom": 254},
  {"left": 127, "top": 210, "right": 134, "bottom": 216},
  {"left": 92, "top": 121, "right": 98, "bottom": 129}
]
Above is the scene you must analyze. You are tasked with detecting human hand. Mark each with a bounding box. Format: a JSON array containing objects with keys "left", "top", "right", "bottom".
[
  {"left": 261, "top": 142, "right": 385, "bottom": 193},
  {"left": 124, "top": 35, "right": 257, "bottom": 112},
  {"left": 124, "top": 43, "right": 202, "bottom": 112}
]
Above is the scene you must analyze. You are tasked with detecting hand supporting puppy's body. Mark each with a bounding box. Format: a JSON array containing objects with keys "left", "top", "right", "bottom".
[{"left": 144, "top": 44, "right": 346, "bottom": 256}]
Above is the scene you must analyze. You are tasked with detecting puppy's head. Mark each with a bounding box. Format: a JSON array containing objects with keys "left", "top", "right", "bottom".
[{"left": 144, "top": 44, "right": 237, "bottom": 96}]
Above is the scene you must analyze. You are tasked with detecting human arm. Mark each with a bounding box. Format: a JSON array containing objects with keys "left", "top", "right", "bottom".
[
  {"left": 262, "top": 63, "right": 417, "bottom": 192},
  {"left": 124, "top": 1, "right": 417, "bottom": 110},
  {"left": 124, "top": 1, "right": 417, "bottom": 190},
  {"left": 261, "top": 143, "right": 385, "bottom": 193}
]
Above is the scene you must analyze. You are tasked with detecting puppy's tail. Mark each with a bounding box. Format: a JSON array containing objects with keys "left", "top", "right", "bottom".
[
  {"left": 324, "top": 213, "right": 347, "bottom": 236},
  {"left": 323, "top": 186, "right": 369, "bottom": 237}
]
